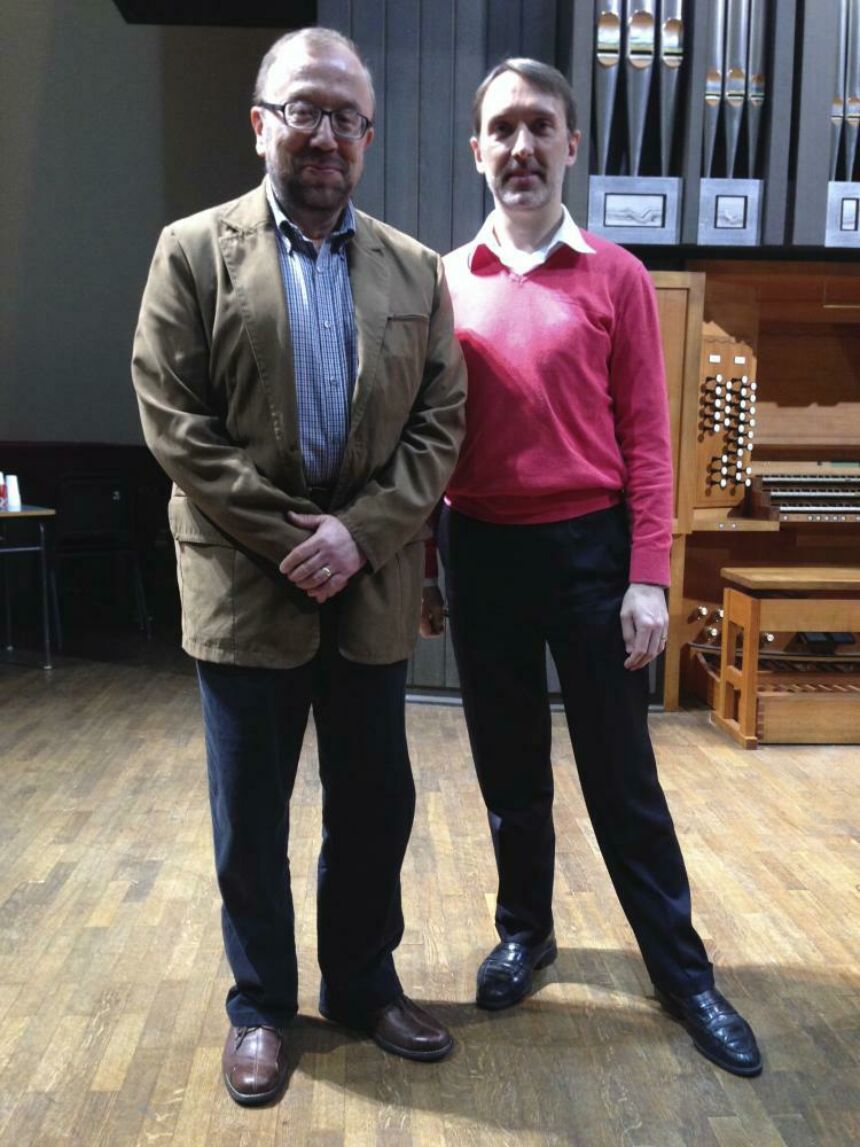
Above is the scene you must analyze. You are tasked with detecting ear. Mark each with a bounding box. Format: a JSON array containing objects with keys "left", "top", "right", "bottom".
[
  {"left": 250, "top": 106, "right": 266, "bottom": 157},
  {"left": 362, "top": 125, "right": 375, "bottom": 151},
  {"left": 470, "top": 135, "right": 485, "bottom": 174},
  {"left": 566, "top": 129, "right": 581, "bottom": 168}
]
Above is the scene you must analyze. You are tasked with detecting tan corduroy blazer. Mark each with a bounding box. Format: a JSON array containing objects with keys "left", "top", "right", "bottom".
[{"left": 132, "top": 182, "right": 466, "bottom": 667}]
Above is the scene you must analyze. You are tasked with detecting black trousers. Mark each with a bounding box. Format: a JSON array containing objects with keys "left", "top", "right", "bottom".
[
  {"left": 196, "top": 611, "right": 415, "bottom": 1029},
  {"left": 440, "top": 502, "right": 714, "bottom": 997}
]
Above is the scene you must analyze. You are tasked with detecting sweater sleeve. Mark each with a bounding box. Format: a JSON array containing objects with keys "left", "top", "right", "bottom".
[{"left": 607, "top": 260, "right": 673, "bottom": 586}]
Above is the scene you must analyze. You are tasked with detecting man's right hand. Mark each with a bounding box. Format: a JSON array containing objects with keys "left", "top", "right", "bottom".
[{"left": 280, "top": 512, "right": 366, "bottom": 603}]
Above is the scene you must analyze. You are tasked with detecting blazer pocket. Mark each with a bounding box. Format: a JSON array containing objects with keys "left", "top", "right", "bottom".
[
  {"left": 168, "top": 495, "right": 231, "bottom": 545},
  {"left": 384, "top": 313, "right": 430, "bottom": 358},
  {"left": 379, "top": 315, "right": 431, "bottom": 411},
  {"left": 169, "top": 497, "right": 236, "bottom": 646}
]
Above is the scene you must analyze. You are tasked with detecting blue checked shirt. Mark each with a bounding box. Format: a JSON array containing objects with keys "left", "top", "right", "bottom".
[{"left": 266, "top": 180, "right": 358, "bottom": 488}]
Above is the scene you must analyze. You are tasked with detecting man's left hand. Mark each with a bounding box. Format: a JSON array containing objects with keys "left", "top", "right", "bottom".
[
  {"left": 620, "top": 582, "right": 669, "bottom": 670},
  {"left": 280, "top": 513, "right": 366, "bottom": 603},
  {"left": 420, "top": 584, "right": 446, "bottom": 637}
]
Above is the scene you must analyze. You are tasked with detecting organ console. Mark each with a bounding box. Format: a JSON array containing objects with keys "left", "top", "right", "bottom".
[
  {"left": 654, "top": 262, "right": 860, "bottom": 743},
  {"left": 749, "top": 463, "right": 860, "bottom": 524}
]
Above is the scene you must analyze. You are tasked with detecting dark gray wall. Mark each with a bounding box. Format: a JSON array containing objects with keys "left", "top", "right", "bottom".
[
  {"left": 319, "top": 0, "right": 564, "bottom": 253},
  {"left": 1, "top": 3, "right": 273, "bottom": 444},
  {"left": 3, "top": 0, "right": 567, "bottom": 445}
]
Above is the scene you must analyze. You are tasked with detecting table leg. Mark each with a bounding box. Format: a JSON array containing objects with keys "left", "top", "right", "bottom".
[
  {"left": 2, "top": 549, "right": 11, "bottom": 651},
  {"left": 38, "top": 522, "right": 53, "bottom": 670}
]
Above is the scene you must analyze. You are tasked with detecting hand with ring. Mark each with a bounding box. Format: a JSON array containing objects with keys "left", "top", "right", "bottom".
[
  {"left": 280, "top": 512, "right": 366, "bottom": 603},
  {"left": 620, "top": 582, "right": 669, "bottom": 670}
]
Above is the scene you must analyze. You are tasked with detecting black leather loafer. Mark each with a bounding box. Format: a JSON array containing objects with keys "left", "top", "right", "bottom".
[
  {"left": 655, "top": 986, "right": 762, "bottom": 1076},
  {"left": 476, "top": 932, "right": 558, "bottom": 1010}
]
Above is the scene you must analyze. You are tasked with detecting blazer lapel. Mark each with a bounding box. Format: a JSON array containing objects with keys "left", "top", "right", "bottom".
[
  {"left": 344, "top": 214, "right": 390, "bottom": 452},
  {"left": 217, "top": 184, "right": 304, "bottom": 485}
]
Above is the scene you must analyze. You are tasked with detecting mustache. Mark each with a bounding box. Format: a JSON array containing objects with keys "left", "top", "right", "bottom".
[
  {"left": 297, "top": 152, "right": 348, "bottom": 172},
  {"left": 503, "top": 162, "right": 544, "bottom": 180}
]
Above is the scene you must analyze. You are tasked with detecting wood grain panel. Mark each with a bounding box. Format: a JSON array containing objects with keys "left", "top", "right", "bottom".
[{"left": 0, "top": 658, "right": 857, "bottom": 1143}]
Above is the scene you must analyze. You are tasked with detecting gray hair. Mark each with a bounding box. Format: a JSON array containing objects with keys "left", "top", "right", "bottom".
[
  {"left": 253, "top": 26, "right": 375, "bottom": 109},
  {"left": 472, "top": 58, "right": 577, "bottom": 135}
]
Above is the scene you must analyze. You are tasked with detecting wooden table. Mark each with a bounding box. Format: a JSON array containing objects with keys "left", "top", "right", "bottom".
[
  {"left": 713, "top": 566, "right": 860, "bottom": 748},
  {"left": 0, "top": 505, "right": 56, "bottom": 669}
]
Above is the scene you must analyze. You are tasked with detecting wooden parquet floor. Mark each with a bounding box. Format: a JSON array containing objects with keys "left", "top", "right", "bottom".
[{"left": 0, "top": 657, "right": 857, "bottom": 1146}]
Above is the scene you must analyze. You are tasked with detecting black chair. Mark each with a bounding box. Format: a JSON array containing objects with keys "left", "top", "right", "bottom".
[{"left": 52, "top": 475, "right": 152, "bottom": 648}]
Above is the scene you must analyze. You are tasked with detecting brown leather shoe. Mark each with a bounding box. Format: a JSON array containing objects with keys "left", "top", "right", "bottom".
[
  {"left": 370, "top": 995, "right": 454, "bottom": 1061},
  {"left": 222, "top": 1025, "right": 290, "bottom": 1106}
]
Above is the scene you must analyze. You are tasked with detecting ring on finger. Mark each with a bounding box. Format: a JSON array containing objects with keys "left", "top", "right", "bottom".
[{"left": 320, "top": 565, "right": 333, "bottom": 581}]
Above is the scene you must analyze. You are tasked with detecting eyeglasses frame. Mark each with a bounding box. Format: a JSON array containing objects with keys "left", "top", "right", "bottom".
[{"left": 256, "top": 99, "right": 373, "bottom": 141}]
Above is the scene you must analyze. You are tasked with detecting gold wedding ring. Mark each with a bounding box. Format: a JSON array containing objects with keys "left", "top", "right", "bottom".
[{"left": 321, "top": 566, "right": 333, "bottom": 581}]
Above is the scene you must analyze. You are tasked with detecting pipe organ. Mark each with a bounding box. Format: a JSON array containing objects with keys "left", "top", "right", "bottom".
[
  {"left": 696, "top": 329, "right": 756, "bottom": 503},
  {"left": 656, "top": 264, "right": 860, "bottom": 743},
  {"left": 575, "top": 0, "right": 860, "bottom": 247},
  {"left": 749, "top": 464, "right": 860, "bottom": 525},
  {"left": 588, "top": 0, "right": 684, "bottom": 245}
]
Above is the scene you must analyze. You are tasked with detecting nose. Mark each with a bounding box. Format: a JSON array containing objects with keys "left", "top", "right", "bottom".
[
  {"left": 309, "top": 112, "right": 338, "bottom": 149},
  {"left": 511, "top": 124, "right": 535, "bottom": 158}
]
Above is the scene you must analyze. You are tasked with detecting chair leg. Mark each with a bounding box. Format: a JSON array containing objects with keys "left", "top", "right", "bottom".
[{"left": 131, "top": 556, "right": 152, "bottom": 640}]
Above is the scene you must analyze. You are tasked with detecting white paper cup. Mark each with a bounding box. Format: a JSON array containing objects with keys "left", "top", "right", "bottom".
[{"left": 5, "top": 474, "right": 21, "bottom": 511}]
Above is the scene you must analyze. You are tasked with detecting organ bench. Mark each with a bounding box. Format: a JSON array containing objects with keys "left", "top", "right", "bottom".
[{"left": 713, "top": 566, "right": 860, "bottom": 748}]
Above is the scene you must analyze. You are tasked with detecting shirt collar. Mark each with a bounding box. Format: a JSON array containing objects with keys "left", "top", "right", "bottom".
[
  {"left": 265, "top": 176, "right": 355, "bottom": 253},
  {"left": 469, "top": 205, "right": 595, "bottom": 271}
]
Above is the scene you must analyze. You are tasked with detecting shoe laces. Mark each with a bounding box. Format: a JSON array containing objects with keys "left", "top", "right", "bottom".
[{"left": 234, "top": 1024, "right": 280, "bottom": 1050}]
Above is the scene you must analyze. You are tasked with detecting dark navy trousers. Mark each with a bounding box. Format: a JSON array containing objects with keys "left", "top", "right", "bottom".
[
  {"left": 440, "top": 502, "right": 714, "bottom": 998},
  {"left": 196, "top": 612, "right": 415, "bottom": 1029}
]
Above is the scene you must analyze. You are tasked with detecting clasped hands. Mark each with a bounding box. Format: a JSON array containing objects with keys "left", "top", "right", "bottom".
[{"left": 279, "top": 512, "right": 365, "bottom": 604}]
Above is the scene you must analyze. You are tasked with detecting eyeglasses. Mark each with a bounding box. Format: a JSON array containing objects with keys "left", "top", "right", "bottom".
[{"left": 257, "top": 99, "right": 373, "bottom": 141}]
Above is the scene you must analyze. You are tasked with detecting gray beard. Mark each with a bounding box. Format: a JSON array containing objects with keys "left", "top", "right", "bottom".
[{"left": 269, "top": 166, "right": 353, "bottom": 229}]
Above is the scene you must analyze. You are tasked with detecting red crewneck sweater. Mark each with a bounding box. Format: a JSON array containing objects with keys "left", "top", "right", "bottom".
[{"left": 442, "top": 233, "right": 673, "bottom": 586}]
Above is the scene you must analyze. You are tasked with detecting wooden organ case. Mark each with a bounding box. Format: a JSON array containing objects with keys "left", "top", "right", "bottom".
[{"left": 659, "top": 263, "right": 860, "bottom": 743}]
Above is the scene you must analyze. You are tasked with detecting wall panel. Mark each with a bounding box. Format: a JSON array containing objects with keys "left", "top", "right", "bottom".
[
  {"left": 323, "top": 0, "right": 576, "bottom": 252},
  {"left": 791, "top": 1, "right": 844, "bottom": 246},
  {"left": 419, "top": 0, "right": 456, "bottom": 254},
  {"left": 383, "top": 2, "right": 421, "bottom": 237},
  {"left": 451, "top": 1, "right": 489, "bottom": 248},
  {"left": 760, "top": 0, "right": 798, "bottom": 245}
]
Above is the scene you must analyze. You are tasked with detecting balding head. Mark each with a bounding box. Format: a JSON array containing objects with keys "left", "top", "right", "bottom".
[
  {"left": 250, "top": 25, "right": 375, "bottom": 240},
  {"left": 254, "top": 27, "right": 374, "bottom": 112}
]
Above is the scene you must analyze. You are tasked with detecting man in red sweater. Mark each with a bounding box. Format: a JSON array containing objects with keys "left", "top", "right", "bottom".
[{"left": 431, "top": 59, "right": 761, "bottom": 1077}]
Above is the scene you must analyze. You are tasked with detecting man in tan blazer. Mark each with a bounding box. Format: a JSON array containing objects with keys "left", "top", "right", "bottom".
[{"left": 132, "top": 27, "right": 465, "bottom": 1106}]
